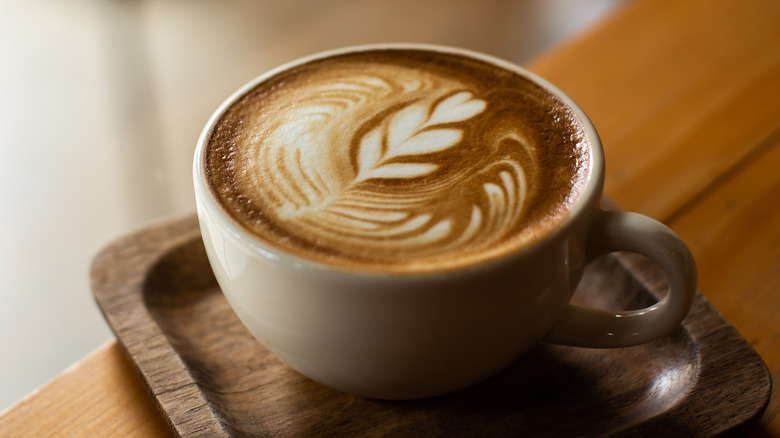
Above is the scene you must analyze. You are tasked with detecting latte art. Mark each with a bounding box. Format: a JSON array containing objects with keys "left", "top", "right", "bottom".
[
  {"left": 240, "top": 74, "right": 527, "bottom": 258},
  {"left": 204, "top": 49, "right": 590, "bottom": 272}
]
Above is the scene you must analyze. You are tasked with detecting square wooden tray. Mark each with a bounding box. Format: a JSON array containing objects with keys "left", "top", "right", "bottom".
[{"left": 91, "top": 215, "right": 770, "bottom": 437}]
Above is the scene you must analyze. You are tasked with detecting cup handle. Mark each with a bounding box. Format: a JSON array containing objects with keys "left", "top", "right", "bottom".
[{"left": 543, "top": 210, "right": 697, "bottom": 348}]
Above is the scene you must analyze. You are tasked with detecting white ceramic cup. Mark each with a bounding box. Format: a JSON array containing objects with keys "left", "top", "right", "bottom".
[{"left": 193, "top": 44, "right": 697, "bottom": 400}]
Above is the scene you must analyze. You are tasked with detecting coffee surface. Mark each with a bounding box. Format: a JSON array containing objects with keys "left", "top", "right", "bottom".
[{"left": 204, "top": 49, "right": 590, "bottom": 273}]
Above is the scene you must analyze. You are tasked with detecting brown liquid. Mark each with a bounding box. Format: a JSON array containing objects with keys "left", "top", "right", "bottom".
[{"left": 203, "top": 48, "right": 590, "bottom": 273}]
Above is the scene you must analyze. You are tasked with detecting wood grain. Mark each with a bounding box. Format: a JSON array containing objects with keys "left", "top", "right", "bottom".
[
  {"left": 669, "top": 135, "right": 780, "bottom": 434},
  {"left": 529, "top": 0, "right": 780, "bottom": 222},
  {"left": 0, "top": 341, "right": 172, "bottom": 438},
  {"left": 527, "top": 0, "right": 780, "bottom": 433},
  {"left": 86, "top": 216, "right": 767, "bottom": 437},
  {"left": 2, "top": 0, "right": 779, "bottom": 436}
]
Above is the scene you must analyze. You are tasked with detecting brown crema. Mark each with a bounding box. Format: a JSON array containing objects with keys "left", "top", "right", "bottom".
[{"left": 203, "top": 48, "right": 590, "bottom": 273}]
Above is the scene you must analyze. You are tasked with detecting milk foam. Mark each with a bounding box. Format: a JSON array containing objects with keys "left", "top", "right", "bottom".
[{"left": 205, "top": 50, "right": 589, "bottom": 272}]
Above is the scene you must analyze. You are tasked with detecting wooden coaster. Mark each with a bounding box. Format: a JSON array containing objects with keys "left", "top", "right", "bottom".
[{"left": 91, "top": 215, "right": 770, "bottom": 437}]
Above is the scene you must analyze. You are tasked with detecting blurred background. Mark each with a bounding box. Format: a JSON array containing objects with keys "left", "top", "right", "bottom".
[{"left": 0, "top": 0, "right": 626, "bottom": 411}]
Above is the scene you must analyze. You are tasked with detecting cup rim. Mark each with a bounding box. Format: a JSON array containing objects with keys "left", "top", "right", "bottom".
[{"left": 193, "top": 43, "right": 605, "bottom": 279}]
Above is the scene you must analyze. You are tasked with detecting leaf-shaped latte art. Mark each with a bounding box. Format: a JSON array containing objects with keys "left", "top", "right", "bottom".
[
  {"left": 359, "top": 163, "right": 439, "bottom": 180},
  {"left": 354, "top": 92, "right": 485, "bottom": 183},
  {"left": 428, "top": 91, "right": 488, "bottom": 125},
  {"left": 241, "top": 70, "right": 531, "bottom": 262}
]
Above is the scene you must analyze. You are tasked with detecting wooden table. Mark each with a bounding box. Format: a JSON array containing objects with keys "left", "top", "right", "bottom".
[{"left": 2, "top": 0, "right": 778, "bottom": 435}]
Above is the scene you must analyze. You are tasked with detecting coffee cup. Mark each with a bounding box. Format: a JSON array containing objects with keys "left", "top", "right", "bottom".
[{"left": 193, "top": 43, "right": 697, "bottom": 400}]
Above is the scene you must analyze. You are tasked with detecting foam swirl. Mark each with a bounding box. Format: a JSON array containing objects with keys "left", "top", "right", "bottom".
[{"left": 206, "top": 50, "right": 588, "bottom": 271}]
